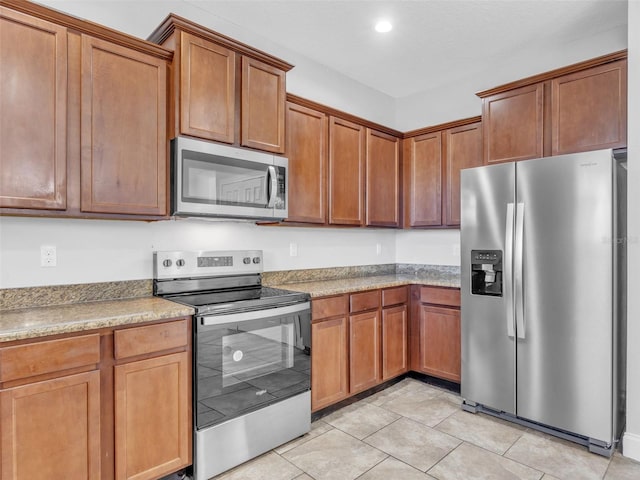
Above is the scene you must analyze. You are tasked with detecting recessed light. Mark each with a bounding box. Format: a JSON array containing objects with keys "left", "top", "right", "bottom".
[{"left": 374, "top": 20, "right": 392, "bottom": 33}]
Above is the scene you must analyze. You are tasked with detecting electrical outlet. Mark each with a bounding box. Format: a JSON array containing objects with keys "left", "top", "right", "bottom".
[
  {"left": 289, "top": 243, "right": 298, "bottom": 257},
  {"left": 40, "top": 245, "right": 57, "bottom": 267}
]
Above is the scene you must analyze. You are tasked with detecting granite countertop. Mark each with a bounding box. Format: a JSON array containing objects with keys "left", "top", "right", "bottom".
[
  {"left": 270, "top": 273, "right": 460, "bottom": 298},
  {"left": 0, "top": 296, "right": 194, "bottom": 344},
  {"left": 0, "top": 279, "right": 194, "bottom": 343}
]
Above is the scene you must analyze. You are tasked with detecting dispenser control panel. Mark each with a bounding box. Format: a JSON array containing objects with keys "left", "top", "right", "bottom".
[{"left": 471, "top": 249, "right": 503, "bottom": 297}]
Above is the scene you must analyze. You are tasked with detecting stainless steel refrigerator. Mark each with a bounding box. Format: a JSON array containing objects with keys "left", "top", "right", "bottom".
[{"left": 460, "top": 148, "right": 626, "bottom": 456}]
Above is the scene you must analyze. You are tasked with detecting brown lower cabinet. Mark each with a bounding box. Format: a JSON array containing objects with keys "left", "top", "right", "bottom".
[
  {"left": 311, "top": 286, "right": 408, "bottom": 412},
  {"left": 410, "top": 285, "right": 461, "bottom": 382},
  {"left": 311, "top": 296, "right": 349, "bottom": 411},
  {"left": 0, "top": 317, "right": 191, "bottom": 480}
]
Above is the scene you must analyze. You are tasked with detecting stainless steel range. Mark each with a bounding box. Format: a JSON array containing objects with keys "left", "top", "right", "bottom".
[{"left": 153, "top": 250, "right": 311, "bottom": 480}]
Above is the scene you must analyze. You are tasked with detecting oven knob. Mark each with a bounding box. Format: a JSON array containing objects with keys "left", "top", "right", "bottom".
[
  {"left": 162, "top": 259, "right": 172, "bottom": 268},
  {"left": 252, "top": 257, "right": 261, "bottom": 264},
  {"left": 243, "top": 257, "right": 251, "bottom": 265},
  {"left": 176, "top": 259, "right": 185, "bottom": 267}
]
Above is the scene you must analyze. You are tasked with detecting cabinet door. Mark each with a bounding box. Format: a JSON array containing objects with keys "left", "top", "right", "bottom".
[
  {"left": 419, "top": 305, "right": 461, "bottom": 382},
  {"left": 443, "top": 122, "right": 483, "bottom": 226},
  {"left": 403, "top": 132, "right": 442, "bottom": 227},
  {"left": 329, "top": 117, "right": 365, "bottom": 226},
  {"left": 285, "top": 102, "right": 328, "bottom": 224},
  {"left": 311, "top": 316, "right": 348, "bottom": 411},
  {"left": 0, "top": 371, "right": 101, "bottom": 480},
  {"left": 180, "top": 32, "right": 235, "bottom": 143},
  {"left": 0, "top": 7, "right": 67, "bottom": 210},
  {"left": 482, "top": 83, "right": 544, "bottom": 164},
  {"left": 551, "top": 60, "right": 627, "bottom": 155},
  {"left": 382, "top": 305, "right": 408, "bottom": 380},
  {"left": 366, "top": 129, "right": 400, "bottom": 227},
  {"left": 81, "top": 35, "right": 167, "bottom": 216},
  {"left": 349, "top": 310, "right": 381, "bottom": 394},
  {"left": 114, "top": 352, "right": 190, "bottom": 480},
  {"left": 241, "top": 56, "right": 286, "bottom": 153}
]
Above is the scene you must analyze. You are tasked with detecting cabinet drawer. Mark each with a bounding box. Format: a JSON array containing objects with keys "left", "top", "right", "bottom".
[
  {"left": 420, "top": 286, "right": 460, "bottom": 307},
  {"left": 115, "top": 319, "right": 189, "bottom": 360},
  {"left": 382, "top": 286, "right": 408, "bottom": 307},
  {"left": 350, "top": 290, "right": 380, "bottom": 313},
  {"left": 312, "top": 295, "right": 348, "bottom": 321},
  {"left": 0, "top": 334, "right": 100, "bottom": 382}
]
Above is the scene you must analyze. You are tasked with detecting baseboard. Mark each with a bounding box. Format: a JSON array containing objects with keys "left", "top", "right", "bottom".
[{"left": 623, "top": 431, "right": 640, "bottom": 461}]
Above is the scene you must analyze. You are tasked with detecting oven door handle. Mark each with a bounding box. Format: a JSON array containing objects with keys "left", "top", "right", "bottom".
[{"left": 198, "top": 302, "right": 311, "bottom": 326}]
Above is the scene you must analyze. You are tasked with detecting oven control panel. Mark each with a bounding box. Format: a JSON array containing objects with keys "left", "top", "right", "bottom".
[{"left": 153, "top": 250, "right": 263, "bottom": 279}]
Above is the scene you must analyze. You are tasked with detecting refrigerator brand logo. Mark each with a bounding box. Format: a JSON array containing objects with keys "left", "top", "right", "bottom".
[
  {"left": 579, "top": 162, "right": 599, "bottom": 167},
  {"left": 602, "top": 236, "right": 638, "bottom": 244}
]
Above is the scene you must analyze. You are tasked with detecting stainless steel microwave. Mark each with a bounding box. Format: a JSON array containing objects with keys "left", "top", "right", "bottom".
[{"left": 171, "top": 136, "right": 288, "bottom": 220}]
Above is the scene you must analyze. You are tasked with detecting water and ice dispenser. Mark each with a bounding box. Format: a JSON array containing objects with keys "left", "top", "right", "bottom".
[{"left": 471, "top": 250, "right": 503, "bottom": 296}]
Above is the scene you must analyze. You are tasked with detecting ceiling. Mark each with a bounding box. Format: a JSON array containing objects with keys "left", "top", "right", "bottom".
[{"left": 38, "top": 0, "right": 628, "bottom": 99}]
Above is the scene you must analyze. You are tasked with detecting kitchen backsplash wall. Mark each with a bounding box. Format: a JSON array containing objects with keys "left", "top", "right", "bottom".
[
  {"left": 0, "top": 216, "right": 411, "bottom": 288},
  {"left": 395, "top": 229, "right": 461, "bottom": 266}
]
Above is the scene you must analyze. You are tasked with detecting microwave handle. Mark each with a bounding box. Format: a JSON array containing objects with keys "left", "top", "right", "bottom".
[{"left": 267, "top": 165, "right": 278, "bottom": 208}]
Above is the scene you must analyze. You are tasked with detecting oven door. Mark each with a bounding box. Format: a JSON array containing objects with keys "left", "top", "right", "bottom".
[{"left": 195, "top": 302, "right": 310, "bottom": 430}]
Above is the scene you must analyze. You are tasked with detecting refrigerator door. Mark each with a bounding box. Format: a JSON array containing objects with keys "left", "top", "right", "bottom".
[
  {"left": 461, "top": 162, "right": 516, "bottom": 414},
  {"left": 515, "top": 150, "right": 613, "bottom": 442}
]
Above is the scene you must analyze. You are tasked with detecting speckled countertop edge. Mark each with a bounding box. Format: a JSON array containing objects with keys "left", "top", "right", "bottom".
[
  {"left": 0, "top": 297, "right": 194, "bottom": 343},
  {"left": 270, "top": 273, "right": 460, "bottom": 298}
]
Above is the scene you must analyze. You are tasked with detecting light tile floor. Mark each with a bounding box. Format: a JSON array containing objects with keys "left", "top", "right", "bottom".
[{"left": 212, "top": 378, "right": 640, "bottom": 480}]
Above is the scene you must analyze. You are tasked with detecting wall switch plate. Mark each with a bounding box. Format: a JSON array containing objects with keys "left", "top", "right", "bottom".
[
  {"left": 40, "top": 245, "right": 57, "bottom": 267},
  {"left": 289, "top": 243, "right": 298, "bottom": 257},
  {"left": 453, "top": 243, "right": 460, "bottom": 257},
  {"left": 376, "top": 243, "right": 382, "bottom": 255}
]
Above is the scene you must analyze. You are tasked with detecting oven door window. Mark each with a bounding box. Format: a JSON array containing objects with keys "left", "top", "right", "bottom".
[{"left": 195, "top": 309, "right": 310, "bottom": 429}]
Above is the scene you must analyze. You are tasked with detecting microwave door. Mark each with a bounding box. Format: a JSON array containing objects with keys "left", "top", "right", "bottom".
[{"left": 172, "top": 136, "right": 288, "bottom": 219}]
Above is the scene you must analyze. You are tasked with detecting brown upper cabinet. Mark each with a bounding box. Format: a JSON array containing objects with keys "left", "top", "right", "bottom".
[
  {"left": 443, "top": 122, "right": 483, "bottom": 226},
  {"left": 0, "top": 7, "right": 68, "bottom": 211},
  {"left": 284, "top": 95, "right": 402, "bottom": 228},
  {"left": 329, "top": 116, "right": 366, "bottom": 226},
  {"left": 403, "top": 118, "right": 482, "bottom": 228},
  {"left": 285, "top": 101, "right": 328, "bottom": 224},
  {"left": 0, "top": 1, "right": 172, "bottom": 220},
  {"left": 403, "top": 131, "right": 442, "bottom": 227},
  {"left": 481, "top": 83, "right": 544, "bottom": 164},
  {"left": 551, "top": 60, "right": 627, "bottom": 155},
  {"left": 80, "top": 35, "right": 167, "bottom": 216},
  {"left": 478, "top": 51, "right": 627, "bottom": 164},
  {"left": 366, "top": 129, "right": 401, "bottom": 227},
  {"left": 148, "top": 14, "right": 292, "bottom": 154}
]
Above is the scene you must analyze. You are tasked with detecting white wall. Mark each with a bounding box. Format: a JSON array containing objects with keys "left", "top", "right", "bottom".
[
  {"left": 396, "top": 23, "right": 627, "bottom": 131},
  {"left": 395, "top": 230, "right": 460, "bottom": 266},
  {"left": 0, "top": 217, "right": 396, "bottom": 288},
  {"left": 623, "top": 0, "right": 640, "bottom": 463}
]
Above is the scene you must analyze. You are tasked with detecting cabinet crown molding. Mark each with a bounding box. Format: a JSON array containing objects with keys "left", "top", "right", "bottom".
[
  {"left": 148, "top": 13, "right": 294, "bottom": 72},
  {"left": 404, "top": 116, "right": 482, "bottom": 139},
  {"left": 476, "top": 49, "right": 627, "bottom": 98},
  {"left": 0, "top": 0, "right": 173, "bottom": 60},
  {"left": 287, "top": 93, "right": 403, "bottom": 137}
]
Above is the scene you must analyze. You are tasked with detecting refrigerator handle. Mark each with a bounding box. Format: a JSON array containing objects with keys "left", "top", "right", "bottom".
[
  {"left": 505, "top": 203, "right": 515, "bottom": 338},
  {"left": 515, "top": 203, "right": 525, "bottom": 339}
]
